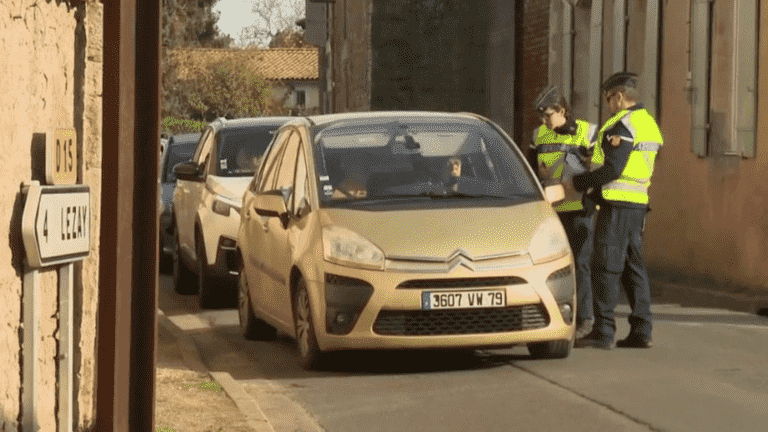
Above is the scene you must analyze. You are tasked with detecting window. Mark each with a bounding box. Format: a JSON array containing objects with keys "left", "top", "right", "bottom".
[
  {"left": 273, "top": 131, "right": 302, "bottom": 203},
  {"left": 258, "top": 131, "right": 291, "bottom": 193},
  {"left": 291, "top": 145, "right": 310, "bottom": 215},
  {"left": 296, "top": 90, "right": 307, "bottom": 107},
  {"left": 689, "top": 0, "right": 757, "bottom": 158},
  {"left": 192, "top": 129, "right": 213, "bottom": 165}
]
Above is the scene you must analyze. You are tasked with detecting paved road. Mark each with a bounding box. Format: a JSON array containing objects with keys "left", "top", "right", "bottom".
[{"left": 159, "top": 274, "right": 768, "bottom": 432}]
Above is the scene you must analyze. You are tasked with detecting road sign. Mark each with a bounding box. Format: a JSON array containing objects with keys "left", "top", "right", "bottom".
[
  {"left": 46, "top": 128, "right": 78, "bottom": 185},
  {"left": 22, "top": 182, "right": 90, "bottom": 268}
]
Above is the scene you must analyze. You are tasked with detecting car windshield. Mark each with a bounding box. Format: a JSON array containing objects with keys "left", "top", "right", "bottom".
[
  {"left": 216, "top": 126, "right": 280, "bottom": 177},
  {"left": 163, "top": 141, "right": 197, "bottom": 183},
  {"left": 312, "top": 118, "right": 540, "bottom": 207}
]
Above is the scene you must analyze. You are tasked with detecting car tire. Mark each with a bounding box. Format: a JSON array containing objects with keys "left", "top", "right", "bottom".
[
  {"left": 239, "top": 270, "right": 277, "bottom": 341},
  {"left": 197, "top": 234, "right": 218, "bottom": 309},
  {"left": 159, "top": 252, "right": 173, "bottom": 275},
  {"left": 172, "top": 225, "right": 198, "bottom": 295},
  {"left": 527, "top": 339, "right": 572, "bottom": 359},
  {"left": 294, "top": 278, "right": 325, "bottom": 370}
]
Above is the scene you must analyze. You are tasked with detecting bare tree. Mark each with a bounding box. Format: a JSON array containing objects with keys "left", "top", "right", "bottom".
[{"left": 237, "top": 0, "right": 304, "bottom": 47}]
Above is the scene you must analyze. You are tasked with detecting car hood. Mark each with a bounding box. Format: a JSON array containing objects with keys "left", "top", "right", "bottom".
[
  {"left": 207, "top": 176, "right": 252, "bottom": 202},
  {"left": 319, "top": 201, "right": 555, "bottom": 260}
]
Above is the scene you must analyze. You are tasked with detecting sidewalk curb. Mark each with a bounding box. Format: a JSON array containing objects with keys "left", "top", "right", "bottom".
[
  {"left": 158, "top": 311, "right": 275, "bottom": 432},
  {"left": 650, "top": 280, "right": 768, "bottom": 316}
]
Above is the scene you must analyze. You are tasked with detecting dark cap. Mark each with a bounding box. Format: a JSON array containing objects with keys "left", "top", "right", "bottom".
[
  {"left": 533, "top": 86, "right": 560, "bottom": 113},
  {"left": 602, "top": 72, "right": 639, "bottom": 92}
]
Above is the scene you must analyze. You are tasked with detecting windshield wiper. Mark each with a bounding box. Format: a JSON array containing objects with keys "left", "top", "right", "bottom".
[{"left": 428, "top": 191, "right": 511, "bottom": 200}]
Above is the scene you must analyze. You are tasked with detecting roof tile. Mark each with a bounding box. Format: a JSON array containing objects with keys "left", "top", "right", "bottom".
[{"left": 168, "top": 47, "right": 319, "bottom": 81}]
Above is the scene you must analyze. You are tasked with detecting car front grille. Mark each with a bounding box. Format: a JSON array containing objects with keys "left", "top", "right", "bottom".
[
  {"left": 397, "top": 276, "right": 526, "bottom": 289},
  {"left": 372, "top": 305, "right": 550, "bottom": 336}
]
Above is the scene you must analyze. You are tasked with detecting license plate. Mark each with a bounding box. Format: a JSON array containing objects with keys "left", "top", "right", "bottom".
[{"left": 421, "top": 289, "right": 506, "bottom": 311}]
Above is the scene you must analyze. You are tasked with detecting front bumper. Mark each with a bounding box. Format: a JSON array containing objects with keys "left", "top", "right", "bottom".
[{"left": 309, "top": 254, "right": 576, "bottom": 352}]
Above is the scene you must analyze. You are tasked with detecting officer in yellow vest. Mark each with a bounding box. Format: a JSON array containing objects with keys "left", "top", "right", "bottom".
[
  {"left": 531, "top": 86, "right": 598, "bottom": 339},
  {"left": 564, "top": 72, "right": 662, "bottom": 349}
]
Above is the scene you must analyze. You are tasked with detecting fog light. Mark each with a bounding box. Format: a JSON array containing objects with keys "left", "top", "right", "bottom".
[
  {"left": 325, "top": 273, "right": 374, "bottom": 335},
  {"left": 335, "top": 313, "right": 349, "bottom": 324},
  {"left": 559, "top": 303, "right": 573, "bottom": 324}
]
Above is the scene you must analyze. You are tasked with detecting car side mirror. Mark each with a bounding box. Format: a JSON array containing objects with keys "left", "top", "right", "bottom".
[
  {"left": 544, "top": 184, "right": 565, "bottom": 204},
  {"left": 254, "top": 190, "right": 290, "bottom": 228},
  {"left": 296, "top": 196, "right": 311, "bottom": 218},
  {"left": 173, "top": 160, "right": 201, "bottom": 181},
  {"left": 254, "top": 190, "right": 288, "bottom": 217}
]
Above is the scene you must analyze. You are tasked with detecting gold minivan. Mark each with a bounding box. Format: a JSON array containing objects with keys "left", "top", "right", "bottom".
[{"left": 236, "top": 111, "right": 575, "bottom": 369}]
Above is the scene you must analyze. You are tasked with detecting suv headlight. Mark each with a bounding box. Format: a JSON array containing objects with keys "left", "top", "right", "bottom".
[
  {"left": 528, "top": 218, "right": 570, "bottom": 264},
  {"left": 322, "top": 226, "right": 385, "bottom": 270},
  {"left": 212, "top": 196, "right": 241, "bottom": 217}
]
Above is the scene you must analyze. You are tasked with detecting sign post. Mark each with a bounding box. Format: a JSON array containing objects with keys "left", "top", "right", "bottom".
[{"left": 21, "top": 180, "right": 90, "bottom": 432}]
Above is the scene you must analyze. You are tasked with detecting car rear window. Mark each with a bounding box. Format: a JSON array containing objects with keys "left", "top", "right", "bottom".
[{"left": 216, "top": 126, "right": 282, "bottom": 177}]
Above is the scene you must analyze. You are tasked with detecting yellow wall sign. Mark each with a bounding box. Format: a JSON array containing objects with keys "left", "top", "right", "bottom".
[{"left": 46, "top": 128, "right": 77, "bottom": 185}]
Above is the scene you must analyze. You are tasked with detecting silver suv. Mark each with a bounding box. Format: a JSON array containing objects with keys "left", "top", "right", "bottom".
[{"left": 171, "top": 117, "right": 293, "bottom": 308}]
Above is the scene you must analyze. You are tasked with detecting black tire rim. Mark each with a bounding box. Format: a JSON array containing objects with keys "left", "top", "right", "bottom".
[
  {"left": 238, "top": 272, "right": 248, "bottom": 328},
  {"left": 296, "top": 287, "right": 312, "bottom": 359},
  {"left": 172, "top": 228, "right": 180, "bottom": 287}
]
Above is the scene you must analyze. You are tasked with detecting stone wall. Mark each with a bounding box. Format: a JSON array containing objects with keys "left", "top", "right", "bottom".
[
  {"left": 0, "top": 1, "right": 101, "bottom": 430},
  {"left": 370, "top": 0, "right": 491, "bottom": 114},
  {"left": 330, "top": 0, "right": 373, "bottom": 112},
  {"left": 518, "top": 0, "right": 551, "bottom": 147}
]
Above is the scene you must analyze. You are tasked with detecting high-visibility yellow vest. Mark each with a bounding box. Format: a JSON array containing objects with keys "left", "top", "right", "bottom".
[
  {"left": 592, "top": 108, "right": 663, "bottom": 205},
  {"left": 534, "top": 119, "right": 596, "bottom": 212}
]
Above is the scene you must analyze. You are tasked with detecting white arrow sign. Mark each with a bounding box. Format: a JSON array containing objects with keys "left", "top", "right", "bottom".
[{"left": 22, "top": 182, "right": 91, "bottom": 268}]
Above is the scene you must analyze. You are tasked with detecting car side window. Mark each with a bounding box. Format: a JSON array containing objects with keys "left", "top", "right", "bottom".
[
  {"left": 207, "top": 132, "right": 219, "bottom": 176},
  {"left": 193, "top": 129, "right": 213, "bottom": 164},
  {"left": 291, "top": 145, "right": 309, "bottom": 215},
  {"left": 258, "top": 131, "right": 292, "bottom": 193},
  {"left": 274, "top": 132, "right": 301, "bottom": 193}
]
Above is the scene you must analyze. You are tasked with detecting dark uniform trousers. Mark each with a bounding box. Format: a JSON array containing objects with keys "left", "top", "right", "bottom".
[
  {"left": 591, "top": 204, "right": 652, "bottom": 342},
  {"left": 558, "top": 210, "right": 595, "bottom": 325}
]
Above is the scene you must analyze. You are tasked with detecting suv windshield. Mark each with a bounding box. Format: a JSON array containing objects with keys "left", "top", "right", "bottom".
[
  {"left": 312, "top": 118, "right": 540, "bottom": 207},
  {"left": 216, "top": 126, "right": 280, "bottom": 177}
]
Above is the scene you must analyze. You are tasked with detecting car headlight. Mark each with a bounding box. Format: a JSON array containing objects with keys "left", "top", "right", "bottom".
[
  {"left": 322, "top": 226, "right": 385, "bottom": 270},
  {"left": 528, "top": 218, "right": 570, "bottom": 264},
  {"left": 212, "top": 197, "right": 241, "bottom": 217}
]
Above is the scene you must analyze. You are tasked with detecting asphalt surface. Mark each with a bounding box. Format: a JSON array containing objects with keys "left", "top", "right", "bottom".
[{"left": 158, "top": 273, "right": 768, "bottom": 432}]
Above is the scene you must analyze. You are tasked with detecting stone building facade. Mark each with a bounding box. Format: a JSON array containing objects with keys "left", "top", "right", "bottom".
[
  {"left": 0, "top": 1, "right": 102, "bottom": 430},
  {"left": 311, "top": 0, "right": 768, "bottom": 303},
  {"left": 307, "top": 0, "right": 550, "bottom": 152}
]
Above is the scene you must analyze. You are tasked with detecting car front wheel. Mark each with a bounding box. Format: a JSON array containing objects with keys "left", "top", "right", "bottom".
[
  {"left": 295, "top": 278, "right": 324, "bottom": 370},
  {"left": 239, "top": 270, "right": 276, "bottom": 341},
  {"left": 197, "top": 234, "right": 218, "bottom": 309},
  {"left": 172, "top": 225, "right": 198, "bottom": 295},
  {"left": 527, "top": 339, "right": 572, "bottom": 359}
]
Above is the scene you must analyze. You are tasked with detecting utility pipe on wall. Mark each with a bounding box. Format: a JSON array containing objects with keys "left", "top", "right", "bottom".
[
  {"left": 642, "top": 0, "right": 660, "bottom": 118},
  {"left": 588, "top": 0, "right": 603, "bottom": 124},
  {"left": 613, "top": 0, "right": 627, "bottom": 73},
  {"left": 562, "top": 0, "right": 574, "bottom": 106}
]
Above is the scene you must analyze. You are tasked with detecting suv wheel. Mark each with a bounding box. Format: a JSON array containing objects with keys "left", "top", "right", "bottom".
[
  {"left": 172, "top": 225, "right": 198, "bottom": 295},
  {"left": 197, "top": 233, "right": 218, "bottom": 309},
  {"left": 239, "top": 270, "right": 277, "bottom": 341},
  {"left": 527, "top": 339, "right": 572, "bottom": 359},
  {"left": 295, "top": 278, "right": 325, "bottom": 370}
]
